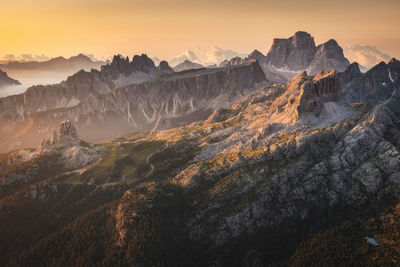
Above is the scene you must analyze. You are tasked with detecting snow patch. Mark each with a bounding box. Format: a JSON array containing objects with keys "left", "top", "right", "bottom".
[
  {"left": 389, "top": 69, "right": 394, "bottom": 83},
  {"left": 365, "top": 237, "right": 379, "bottom": 246}
]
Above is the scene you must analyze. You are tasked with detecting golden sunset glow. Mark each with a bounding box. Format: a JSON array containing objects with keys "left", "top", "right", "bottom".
[{"left": 1, "top": 0, "right": 399, "bottom": 60}]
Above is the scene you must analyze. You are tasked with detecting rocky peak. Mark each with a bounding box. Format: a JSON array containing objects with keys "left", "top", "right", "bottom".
[
  {"left": 70, "top": 53, "right": 92, "bottom": 62},
  {"left": 58, "top": 120, "right": 79, "bottom": 141},
  {"left": 157, "top": 60, "right": 174, "bottom": 74},
  {"left": 173, "top": 60, "right": 204, "bottom": 72},
  {"left": 291, "top": 31, "right": 316, "bottom": 50},
  {"left": 109, "top": 55, "right": 130, "bottom": 74},
  {"left": 40, "top": 120, "right": 79, "bottom": 151},
  {"left": 219, "top": 57, "right": 246, "bottom": 68},
  {"left": 315, "top": 39, "right": 347, "bottom": 61},
  {"left": 246, "top": 50, "right": 266, "bottom": 62},
  {"left": 307, "top": 39, "right": 350, "bottom": 75},
  {"left": 265, "top": 32, "right": 350, "bottom": 76},
  {"left": 343, "top": 62, "right": 362, "bottom": 76},
  {"left": 266, "top": 31, "right": 316, "bottom": 71},
  {"left": 131, "top": 54, "right": 156, "bottom": 72}
]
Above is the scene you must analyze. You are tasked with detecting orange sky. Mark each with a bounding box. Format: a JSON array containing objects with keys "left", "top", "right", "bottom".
[{"left": 1, "top": 0, "right": 399, "bottom": 60}]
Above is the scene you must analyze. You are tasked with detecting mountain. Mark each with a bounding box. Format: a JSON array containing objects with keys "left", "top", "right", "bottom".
[
  {"left": 265, "top": 31, "right": 350, "bottom": 74},
  {"left": 0, "top": 54, "right": 105, "bottom": 73},
  {"left": 0, "top": 69, "right": 20, "bottom": 87},
  {"left": 216, "top": 32, "right": 350, "bottom": 83},
  {"left": 0, "top": 60, "right": 267, "bottom": 152},
  {"left": 266, "top": 31, "right": 317, "bottom": 70},
  {"left": 0, "top": 58, "right": 399, "bottom": 266},
  {"left": 218, "top": 56, "right": 246, "bottom": 67},
  {"left": 173, "top": 60, "right": 204, "bottom": 72},
  {"left": 307, "top": 39, "right": 350, "bottom": 74}
]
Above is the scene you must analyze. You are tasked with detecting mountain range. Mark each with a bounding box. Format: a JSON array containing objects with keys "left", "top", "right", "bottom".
[
  {"left": 1, "top": 31, "right": 400, "bottom": 266},
  {"left": 0, "top": 54, "right": 105, "bottom": 73}
]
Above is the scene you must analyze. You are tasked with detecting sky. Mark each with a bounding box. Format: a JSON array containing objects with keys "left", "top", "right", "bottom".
[{"left": 1, "top": 0, "right": 399, "bottom": 61}]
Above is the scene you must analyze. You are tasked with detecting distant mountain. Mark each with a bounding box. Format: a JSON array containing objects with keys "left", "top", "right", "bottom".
[
  {"left": 264, "top": 31, "right": 350, "bottom": 75},
  {"left": 218, "top": 57, "right": 246, "bottom": 67},
  {"left": 214, "top": 31, "right": 351, "bottom": 83},
  {"left": 0, "top": 54, "right": 105, "bottom": 73},
  {"left": 0, "top": 69, "right": 20, "bottom": 87},
  {"left": 173, "top": 60, "right": 204, "bottom": 72}
]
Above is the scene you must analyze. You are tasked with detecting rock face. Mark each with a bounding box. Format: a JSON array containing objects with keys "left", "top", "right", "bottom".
[
  {"left": 0, "top": 69, "right": 20, "bottom": 87},
  {"left": 263, "top": 31, "right": 350, "bottom": 76},
  {"left": 339, "top": 58, "right": 400, "bottom": 105},
  {"left": 173, "top": 60, "right": 204, "bottom": 72},
  {"left": 307, "top": 39, "right": 350, "bottom": 74},
  {"left": 266, "top": 31, "right": 316, "bottom": 70},
  {"left": 0, "top": 60, "right": 267, "bottom": 152}
]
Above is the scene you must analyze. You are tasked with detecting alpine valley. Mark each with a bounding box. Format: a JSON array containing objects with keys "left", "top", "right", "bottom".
[{"left": 1, "top": 32, "right": 400, "bottom": 266}]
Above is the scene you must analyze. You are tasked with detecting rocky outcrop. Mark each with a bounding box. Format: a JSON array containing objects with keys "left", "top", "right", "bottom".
[
  {"left": 0, "top": 69, "right": 20, "bottom": 87},
  {"left": 173, "top": 60, "right": 204, "bottom": 72},
  {"left": 40, "top": 120, "right": 79, "bottom": 151}
]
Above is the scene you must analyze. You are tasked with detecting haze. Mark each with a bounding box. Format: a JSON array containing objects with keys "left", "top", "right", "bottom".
[{"left": 1, "top": 0, "right": 399, "bottom": 60}]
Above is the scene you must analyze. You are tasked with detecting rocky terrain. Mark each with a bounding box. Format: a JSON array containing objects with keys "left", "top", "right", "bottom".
[
  {"left": 0, "top": 69, "right": 20, "bottom": 87},
  {"left": 0, "top": 59, "right": 267, "bottom": 153},
  {"left": 0, "top": 56, "right": 399, "bottom": 265}
]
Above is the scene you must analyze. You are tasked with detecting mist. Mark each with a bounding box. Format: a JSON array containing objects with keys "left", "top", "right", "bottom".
[{"left": 0, "top": 69, "right": 91, "bottom": 98}]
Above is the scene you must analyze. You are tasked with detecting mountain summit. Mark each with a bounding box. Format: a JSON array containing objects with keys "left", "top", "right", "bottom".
[{"left": 265, "top": 31, "right": 350, "bottom": 74}]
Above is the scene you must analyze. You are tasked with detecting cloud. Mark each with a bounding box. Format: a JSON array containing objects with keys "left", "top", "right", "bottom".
[
  {"left": 1, "top": 54, "right": 50, "bottom": 62},
  {"left": 344, "top": 45, "right": 391, "bottom": 69},
  {"left": 169, "top": 46, "right": 247, "bottom": 67},
  {"left": 2, "top": 54, "right": 17, "bottom": 61},
  {"left": 169, "top": 50, "right": 201, "bottom": 66},
  {"left": 20, "top": 54, "right": 49, "bottom": 61}
]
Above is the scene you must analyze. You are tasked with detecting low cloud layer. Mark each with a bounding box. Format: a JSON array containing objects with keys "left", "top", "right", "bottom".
[
  {"left": 344, "top": 45, "right": 391, "bottom": 69},
  {"left": 1, "top": 53, "right": 50, "bottom": 62},
  {"left": 169, "top": 46, "right": 247, "bottom": 67}
]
